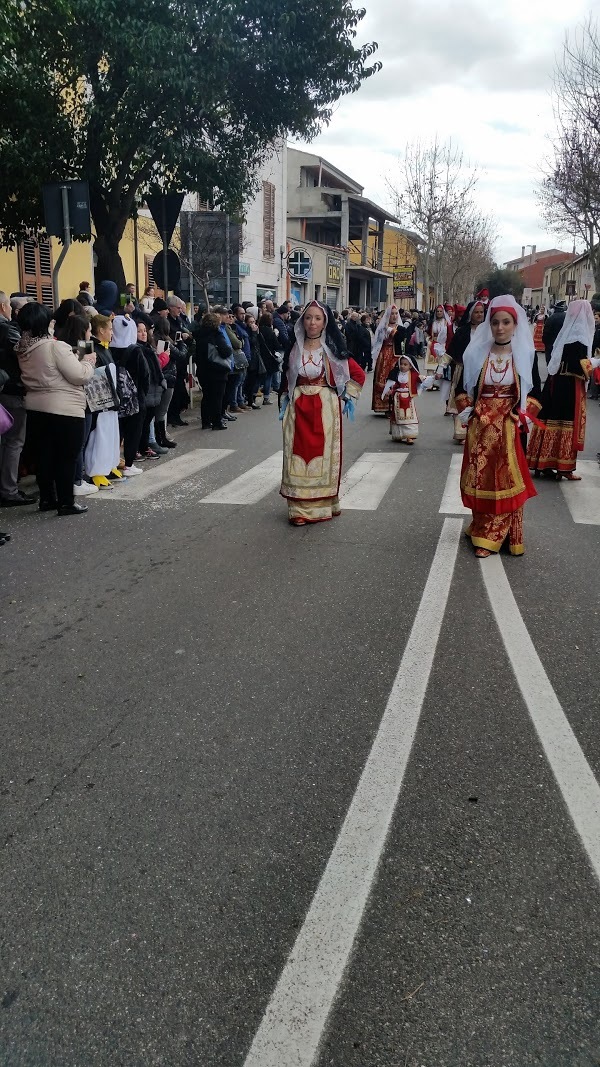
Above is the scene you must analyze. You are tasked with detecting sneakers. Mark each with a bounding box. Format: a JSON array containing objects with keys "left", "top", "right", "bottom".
[
  {"left": 143, "top": 448, "right": 160, "bottom": 460},
  {"left": 149, "top": 441, "right": 168, "bottom": 454},
  {"left": 223, "top": 412, "right": 237, "bottom": 421},
  {"left": 74, "top": 481, "right": 100, "bottom": 497},
  {"left": 122, "top": 464, "right": 143, "bottom": 476},
  {"left": 262, "top": 398, "right": 273, "bottom": 406}
]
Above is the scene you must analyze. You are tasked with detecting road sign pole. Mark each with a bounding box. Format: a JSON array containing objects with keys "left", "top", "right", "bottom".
[
  {"left": 51, "top": 185, "right": 71, "bottom": 309},
  {"left": 161, "top": 198, "right": 169, "bottom": 297}
]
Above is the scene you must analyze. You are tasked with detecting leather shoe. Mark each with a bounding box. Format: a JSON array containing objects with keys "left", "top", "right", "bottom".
[
  {"left": 56, "top": 503, "right": 89, "bottom": 516},
  {"left": 1, "top": 491, "right": 38, "bottom": 506},
  {"left": 39, "top": 500, "right": 58, "bottom": 512}
]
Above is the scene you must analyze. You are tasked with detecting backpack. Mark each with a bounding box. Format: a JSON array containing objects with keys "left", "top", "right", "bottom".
[{"left": 116, "top": 366, "right": 139, "bottom": 417}]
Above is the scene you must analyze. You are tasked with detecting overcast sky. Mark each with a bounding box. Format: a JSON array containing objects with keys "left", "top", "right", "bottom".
[{"left": 294, "top": 0, "right": 590, "bottom": 265}]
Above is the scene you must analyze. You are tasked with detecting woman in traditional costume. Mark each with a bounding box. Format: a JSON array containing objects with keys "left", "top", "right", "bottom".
[
  {"left": 455, "top": 295, "right": 541, "bottom": 557},
  {"left": 371, "top": 305, "right": 404, "bottom": 412},
  {"left": 532, "top": 306, "right": 546, "bottom": 355},
  {"left": 445, "top": 301, "right": 485, "bottom": 443},
  {"left": 425, "top": 305, "right": 451, "bottom": 385},
  {"left": 279, "top": 301, "right": 365, "bottom": 526},
  {"left": 381, "top": 354, "right": 427, "bottom": 444},
  {"left": 527, "top": 299, "right": 599, "bottom": 480}
]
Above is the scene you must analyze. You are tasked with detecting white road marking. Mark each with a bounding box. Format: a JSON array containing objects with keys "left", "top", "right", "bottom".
[
  {"left": 200, "top": 451, "right": 283, "bottom": 505},
  {"left": 481, "top": 555, "right": 600, "bottom": 883},
  {"left": 559, "top": 460, "right": 600, "bottom": 524},
  {"left": 95, "top": 449, "right": 233, "bottom": 501},
  {"left": 243, "top": 518, "right": 463, "bottom": 1067},
  {"left": 339, "top": 452, "right": 407, "bottom": 510},
  {"left": 439, "top": 453, "right": 470, "bottom": 515}
]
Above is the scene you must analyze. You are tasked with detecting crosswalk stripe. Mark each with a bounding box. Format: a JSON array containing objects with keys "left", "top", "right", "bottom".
[
  {"left": 200, "top": 451, "right": 283, "bottom": 505},
  {"left": 559, "top": 460, "right": 600, "bottom": 524},
  {"left": 439, "top": 453, "right": 470, "bottom": 515},
  {"left": 339, "top": 452, "right": 407, "bottom": 510},
  {"left": 96, "top": 448, "right": 234, "bottom": 501}
]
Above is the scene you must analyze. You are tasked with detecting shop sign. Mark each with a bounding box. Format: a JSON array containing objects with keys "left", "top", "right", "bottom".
[
  {"left": 239, "top": 261, "right": 251, "bottom": 276},
  {"left": 326, "top": 254, "right": 342, "bottom": 286}
]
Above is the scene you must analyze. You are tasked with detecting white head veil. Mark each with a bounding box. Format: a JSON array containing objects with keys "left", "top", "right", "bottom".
[
  {"left": 286, "top": 300, "right": 349, "bottom": 397},
  {"left": 547, "top": 299, "right": 595, "bottom": 375},
  {"left": 372, "top": 304, "right": 400, "bottom": 363},
  {"left": 462, "top": 294, "right": 534, "bottom": 406}
]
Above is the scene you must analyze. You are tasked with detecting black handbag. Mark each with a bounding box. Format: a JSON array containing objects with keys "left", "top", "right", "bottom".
[{"left": 207, "top": 341, "right": 231, "bottom": 372}]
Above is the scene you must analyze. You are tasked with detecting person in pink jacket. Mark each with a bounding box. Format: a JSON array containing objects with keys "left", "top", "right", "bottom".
[{"left": 17, "top": 302, "right": 96, "bottom": 515}]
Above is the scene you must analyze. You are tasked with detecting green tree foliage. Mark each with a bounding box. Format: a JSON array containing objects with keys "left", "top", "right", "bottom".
[
  {"left": 0, "top": 0, "right": 380, "bottom": 286},
  {"left": 475, "top": 267, "right": 524, "bottom": 301}
]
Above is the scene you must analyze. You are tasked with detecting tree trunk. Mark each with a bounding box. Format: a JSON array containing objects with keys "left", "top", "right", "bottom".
[{"left": 93, "top": 231, "right": 127, "bottom": 291}]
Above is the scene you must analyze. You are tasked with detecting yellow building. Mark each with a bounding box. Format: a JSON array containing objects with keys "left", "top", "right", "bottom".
[
  {"left": 348, "top": 223, "right": 424, "bottom": 310},
  {"left": 0, "top": 215, "right": 168, "bottom": 306}
]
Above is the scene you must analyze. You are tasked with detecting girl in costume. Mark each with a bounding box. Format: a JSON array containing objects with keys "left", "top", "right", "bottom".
[
  {"left": 455, "top": 295, "right": 542, "bottom": 557},
  {"left": 425, "top": 305, "right": 451, "bottom": 386},
  {"left": 279, "top": 301, "right": 365, "bottom": 526},
  {"left": 371, "top": 305, "right": 404, "bottom": 412},
  {"left": 381, "top": 353, "right": 429, "bottom": 444},
  {"left": 528, "top": 299, "right": 599, "bottom": 480}
]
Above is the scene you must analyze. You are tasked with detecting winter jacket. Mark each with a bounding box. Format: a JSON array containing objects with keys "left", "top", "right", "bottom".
[
  {"left": 111, "top": 344, "right": 150, "bottom": 407},
  {"left": 0, "top": 314, "right": 24, "bottom": 396},
  {"left": 18, "top": 337, "right": 93, "bottom": 417}
]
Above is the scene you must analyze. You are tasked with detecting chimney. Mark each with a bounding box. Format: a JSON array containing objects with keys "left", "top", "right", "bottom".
[
  {"left": 521, "top": 246, "right": 525, "bottom": 258},
  {"left": 532, "top": 244, "right": 536, "bottom": 254}
]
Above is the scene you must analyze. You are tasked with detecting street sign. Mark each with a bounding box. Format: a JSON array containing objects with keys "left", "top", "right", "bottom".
[
  {"left": 42, "top": 181, "right": 91, "bottom": 239},
  {"left": 146, "top": 193, "right": 185, "bottom": 246},
  {"left": 288, "top": 249, "right": 312, "bottom": 280},
  {"left": 152, "top": 249, "right": 181, "bottom": 291}
]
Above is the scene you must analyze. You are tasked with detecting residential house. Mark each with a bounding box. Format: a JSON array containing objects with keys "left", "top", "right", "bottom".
[{"left": 504, "top": 245, "right": 570, "bottom": 273}]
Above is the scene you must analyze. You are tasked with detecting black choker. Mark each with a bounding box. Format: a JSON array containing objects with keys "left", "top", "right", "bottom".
[{"left": 494, "top": 340, "right": 512, "bottom": 346}]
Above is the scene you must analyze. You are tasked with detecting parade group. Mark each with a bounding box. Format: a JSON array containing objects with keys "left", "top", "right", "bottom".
[
  {"left": 1, "top": 284, "right": 599, "bottom": 558},
  {"left": 279, "top": 290, "right": 600, "bottom": 556}
]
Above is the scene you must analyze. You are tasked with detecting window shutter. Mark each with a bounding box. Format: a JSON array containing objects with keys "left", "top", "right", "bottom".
[
  {"left": 263, "top": 182, "right": 275, "bottom": 259},
  {"left": 18, "top": 238, "right": 53, "bottom": 307}
]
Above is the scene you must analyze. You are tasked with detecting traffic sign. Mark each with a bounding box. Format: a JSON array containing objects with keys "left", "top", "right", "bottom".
[{"left": 288, "top": 249, "right": 312, "bottom": 280}]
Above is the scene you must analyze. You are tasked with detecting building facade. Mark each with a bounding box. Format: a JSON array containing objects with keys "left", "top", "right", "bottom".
[{"left": 286, "top": 148, "right": 399, "bottom": 310}]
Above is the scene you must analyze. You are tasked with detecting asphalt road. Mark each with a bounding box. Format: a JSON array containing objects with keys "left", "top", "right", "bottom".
[{"left": 2, "top": 372, "right": 600, "bottom": 1067}]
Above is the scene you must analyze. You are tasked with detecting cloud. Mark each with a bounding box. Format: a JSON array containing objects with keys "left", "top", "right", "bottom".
[{"left": 294, "top": 0, "right": 590, "bottom": 264}]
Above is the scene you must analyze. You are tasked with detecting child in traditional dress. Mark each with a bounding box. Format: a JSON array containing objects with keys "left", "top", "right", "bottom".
[{"left": 382, "top": 354, "right": 431, "bottom": 444}]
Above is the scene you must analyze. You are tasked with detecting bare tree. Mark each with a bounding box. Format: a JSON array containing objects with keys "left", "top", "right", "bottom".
[
  {"left": 539, "top": 15, "right": 600, "bottom": 293},
  {"left": 388, "top": 138, "right": 480, "bottom": 309}
]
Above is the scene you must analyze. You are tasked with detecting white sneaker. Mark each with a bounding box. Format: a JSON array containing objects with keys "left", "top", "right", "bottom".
[
  {"left": 73, "top": 481, "right": 99, "bottom": 496},
  {"left": 122, "top": 465, "right": 143, "bottom": 476}
]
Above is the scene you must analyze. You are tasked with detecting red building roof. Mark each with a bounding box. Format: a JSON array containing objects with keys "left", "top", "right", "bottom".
[{"left": 520, "top": 253, "right": 577, "bottom": 290}]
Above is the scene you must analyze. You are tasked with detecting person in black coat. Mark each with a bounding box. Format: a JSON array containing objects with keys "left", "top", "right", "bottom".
[
  {"left": 111, "top": 314, "right": 150, "bottom": 470},
  {"left": 195, "top": 311, "right": 233, "bottom": 430},
  {"left": 542, "top": 301, "right": 567, "bottom": 366},
  {"left": 244, "top": 313, "right": 266, "bottom": 408}
]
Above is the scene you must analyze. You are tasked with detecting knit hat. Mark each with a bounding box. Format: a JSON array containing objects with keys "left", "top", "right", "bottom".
[
  {"left": 153, "top": 298, "right": 168, "bottom": 313},
  {"left": 111, "top": 315, "right": 137, "bottom": 348}
]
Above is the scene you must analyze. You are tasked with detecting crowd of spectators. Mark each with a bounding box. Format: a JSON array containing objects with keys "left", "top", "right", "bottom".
[{"left": 0, "top": 280, "right": 428, "bottom": 546}]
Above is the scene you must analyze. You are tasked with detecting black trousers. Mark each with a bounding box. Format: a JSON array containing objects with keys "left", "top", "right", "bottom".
[
  {"left": 27, "top": 410, "right": 85, "bottom": 509},
  {"left": 201, "top": 377, "right": 227, "bottom": 428},
  {"left": 139, "top": 405, "right": 158, "bottom": 453},
  {"left": 119, "top": 411, "right": 144, "bottom": 466}
]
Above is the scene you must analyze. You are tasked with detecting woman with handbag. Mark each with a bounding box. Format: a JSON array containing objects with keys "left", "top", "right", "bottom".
[
  {"left": 196, "top": 311, "right": 233, "bottom": 430},
  {"left": 136, "top": 320, "right": 167, "bottom": 458},
  {"left": 16, "top": 301, "right": 95, "bottom": 516},
  {"left": 258, "top": 312, "right": 281, "bottom": 405}
]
